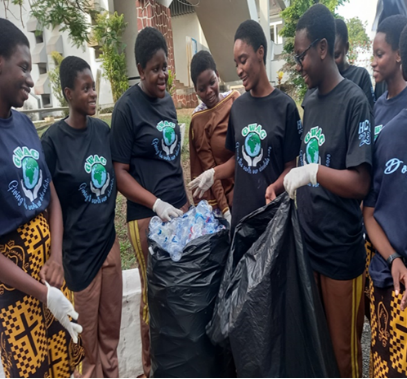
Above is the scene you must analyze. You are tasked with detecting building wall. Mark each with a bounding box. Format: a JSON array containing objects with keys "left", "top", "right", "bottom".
[
  {"left": 114, "top": 0, "right": 140, "bottom": 85},
  {"left": 136, "top": 0, "right": 175, "bottom": 73},
  {"left": 171, "top": 12, "right": 208, "bottom": 87}
]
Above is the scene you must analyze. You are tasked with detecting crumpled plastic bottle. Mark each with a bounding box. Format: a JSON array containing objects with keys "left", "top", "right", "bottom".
[{"left": 148, "top": 200, "right": 226, "bottom": 262}]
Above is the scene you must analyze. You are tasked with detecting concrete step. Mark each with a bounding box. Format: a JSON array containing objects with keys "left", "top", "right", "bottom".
[{"left": 0, "top": 269, "right": 143, "bottom": 378}]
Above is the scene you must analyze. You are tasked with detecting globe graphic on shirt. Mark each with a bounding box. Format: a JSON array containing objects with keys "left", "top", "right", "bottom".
[
  {"left": 91, "top": 163, "right": 107, "bottom": 189},
  {"left": 306, "top": 138, "right": 319, "bottom": 164},
  {"left": 163, "top": 126, "right": 176, "bottom": 146},
  {"left": 22, "top": 157, "right": 39, "bottom": 190},
  {"left": 245, "top": 132, "right": 261, "bottom": 158}
]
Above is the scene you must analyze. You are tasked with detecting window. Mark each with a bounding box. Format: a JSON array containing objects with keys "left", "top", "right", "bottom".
[
  {"left": 41, "top": 94, "right": 51, "bottom": 108},
  {"left": 35, "top": 31, "right": 44, "bottom": 44},
  {"left": 38, "top": 63, "right": 47, "bottom": 75}
]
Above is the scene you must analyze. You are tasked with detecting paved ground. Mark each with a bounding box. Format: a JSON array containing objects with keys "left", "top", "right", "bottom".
[{"left": 362, "top": 319, "right": 371, "bottom": 378}]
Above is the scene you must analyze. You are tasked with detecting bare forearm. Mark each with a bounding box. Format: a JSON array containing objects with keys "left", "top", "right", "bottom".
[
  {"left": 0, "top": 254, "right": 47, "bottom": 303},
  {"left": 48, "top": 182, "right": 63, "bottom": 264},
  {"left": 274, "top": 160, "right": 296, "bottom": 196},
  {"left": 214, "top": 156, "right": 235, "bottom": 181},
  {"left": 114, "top": 164, "right": 156, "bottom": 209},
  {"left": 363, "top": 206, "right": 395, "bottom": 260},
  {"left": 317, "top": 164, "right": 371, "bottom": 199}
]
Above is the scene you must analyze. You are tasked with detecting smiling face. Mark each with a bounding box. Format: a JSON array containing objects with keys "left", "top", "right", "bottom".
[
  {"left": 233, "top": 39, "right": 264, "bottom": 93},
  {"left": 371, "top": 32, "right": 400, "bottom": 84},
  {"left": 195, "top": 69, "right": 220, "bottom": 109},
  {"left": 65, "top": 68, "right": 97, "bottom": 116},
  {"left": 0, "top": 44, "right": 33, "bottom": 118},
  {"left": 138, "top": 48, "right": 168, "bottom": 99},
  {"left": 294, "top": 29, "right": 322, "bottom": 89}
]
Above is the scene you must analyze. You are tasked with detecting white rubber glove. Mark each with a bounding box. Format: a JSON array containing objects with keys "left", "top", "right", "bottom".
[
  {"left": 223, "top": 210, "right": 232, "bottom": 225},
  {"left": 283, "top": 164, "right": 319, "bottom": 199},
  {"left": 45, "top": 281, "right": 83, "bottom": 343},
  {"left": 153, "top": 198, "right": 183, "bottom": 222},
  {"left": 188, "top": 168, "right": 215, "bottom": 198}
]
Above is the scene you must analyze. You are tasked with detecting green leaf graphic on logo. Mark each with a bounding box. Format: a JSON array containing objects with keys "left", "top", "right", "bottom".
[
  {"left": 91, "top": 163, "right": 107, "bottom": 189},
  {"left": 245, "top": 132, "right": 261, "bottom": 158},
  {"left": 306, "top": 138, "right": 319, "bottom": 164},
  {"left": 22, "top": 157, "right": 39, "bottom": 190},
  {"left": 163, "top": 126, "right": 176, "bottom": 146}
]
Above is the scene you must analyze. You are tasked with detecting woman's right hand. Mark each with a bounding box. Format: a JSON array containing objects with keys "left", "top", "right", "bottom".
[
  {"left": 188, "top": 168, "right": 215, "bottom": 198},
  {"left": 391, "top": 258, "right": 407, "bottom": 311},
  {"left": 45, "top": 281, "right": 83, "bottom": 343},
  {"left": 153, "top": 199, "right": 183, "bottom": 222}
]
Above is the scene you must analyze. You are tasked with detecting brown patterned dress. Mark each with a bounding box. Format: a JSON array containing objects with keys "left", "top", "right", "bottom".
[{"left": 0, "top": 213, "right": 84, "bottom": 378}]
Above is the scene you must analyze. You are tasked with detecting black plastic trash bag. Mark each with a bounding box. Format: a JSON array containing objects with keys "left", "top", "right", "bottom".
[
  {"left": 147, "top": 220, "right": 233, "bottom": 378},
  {"left": 207, "top": 193, "right": 340, "bottom": 377}
]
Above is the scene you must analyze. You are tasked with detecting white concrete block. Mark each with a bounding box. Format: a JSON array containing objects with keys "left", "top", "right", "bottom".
[
  {"left": 118, "top": 268, "right": 143, "bottom": 378},
  {"left": 0, "top": 268, "right": 143, "bottom": 379}
]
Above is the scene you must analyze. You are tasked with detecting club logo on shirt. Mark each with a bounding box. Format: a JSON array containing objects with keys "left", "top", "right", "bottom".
[
  {"left": 78, "top": 155, "right": 114, "bottom": 203},
  {"left": 151, "top": 121, "right": 180, "bottom": 160},
  {"left": 8, "top": 146, "right": 50, "bottom": 209},
  {"left": 236, "top": 123, "right": 272, "bottom": 174},
  {"left": 358, "top": 120, "right": 371, "bottom": 146},
  {"left": 304, "top": 126, "right": 325, "bottom": 164},
  {"left": 374, "top": 124, "right": 383, "bottom": 140}
]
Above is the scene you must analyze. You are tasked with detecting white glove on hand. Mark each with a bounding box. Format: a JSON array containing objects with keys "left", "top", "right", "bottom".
[
  {"left": 223, "top": 210, "right": 232, "bottom": 225},
  {"left": 283, "top": 164, "right": 319, "bottom": 199},
  {"left": 45, "top": 281, "right": 83, "bottom": 343},
  {"left": 153, "top": 198, "right": 183, "bottom": 222},
  {"left": 188, "top": 168, "right": 215, "bottom": 198}
]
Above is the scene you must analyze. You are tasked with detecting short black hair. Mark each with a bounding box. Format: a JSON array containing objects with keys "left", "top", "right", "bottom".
[
  {"left": 377, "top": 15, "right": 407, "bottom": 51},
  {"left": 399, "top": 25, "right": 407, "bottom": 78},
  {"left": 190, "top": 51, "right": 217, "bottom": 87},
  {"left": 59, "top": 56, "right": 91, "bottom": 100},
  {"left": 0, "top": 18, "right": 29, "bottom": 59},
  {"left": 234, "top": 20, "right": 267, "bottom": 64},
  {"left": 296, "top": 3, "right": 336, "bottom": 57},
  {"left": 335, "top": 18, "right": 348, "bottom": 44},
  {"left": 134, "top": 27, "right": 168, "bottom": 69}
]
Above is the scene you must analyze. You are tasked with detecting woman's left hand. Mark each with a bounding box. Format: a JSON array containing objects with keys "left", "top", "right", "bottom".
[{"left": 40, "top": 257, "right": 64, "bottom": 289}]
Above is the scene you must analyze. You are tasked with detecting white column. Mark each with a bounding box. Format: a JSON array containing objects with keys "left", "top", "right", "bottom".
[{"left": 258, "top": 0, "right": 271, "bottom": 82}]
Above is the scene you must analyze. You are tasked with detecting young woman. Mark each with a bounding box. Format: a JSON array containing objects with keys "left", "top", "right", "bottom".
[
  {"left": 189, "top": 51, "right": 239, "bottom": 222},
  {"left": 363, "top": 24, "right": 407, "bottom": 379},
  {"left": 189, "top": 20, "right": 301, "bottom": 232},
  {"left": 372, "top": 15, "right": 407, "bottom": 139},
  {"left": 41, "top": 56, "right": 122, "bottom": 378},
  {"left": 334, "top": 18, "right": 375, "bottom": 109},
  {"left": 284, "top": 4, "right": 373, "bottom": 377},
  {"left": 110, "top": 27, "right": 188, "bottom": 377},
  {"left": 0, "top": 19, "right": 83, "bottom": 378}
]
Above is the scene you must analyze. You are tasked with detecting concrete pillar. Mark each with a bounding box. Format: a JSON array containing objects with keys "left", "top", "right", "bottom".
[{"left": 258, "top": 0, "right": 271, "bottom": 82}]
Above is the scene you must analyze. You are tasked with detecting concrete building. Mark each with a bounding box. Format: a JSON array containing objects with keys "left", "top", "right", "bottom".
[
  {"left": 2, "top": 0, "right": 289, "bottom": 114},
  {"left": 8, "top": 0, "right": 377, "bottom": 112}
]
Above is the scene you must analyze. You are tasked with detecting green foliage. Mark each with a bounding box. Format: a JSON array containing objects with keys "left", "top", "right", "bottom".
[
  {"left": 346, "top": 17, "right": 371, "bottom": 65},
  {"left": 92, "top": 11, "right": 129, "bottom": 103},
  {"left": 48, "top": 51, "right": 69, "bottom": 115},
  {"left": 167, "top": 69, "right": 176, "bottom": 96},
  {"left": 280, "top": 0, "right": 349, "bottom": 101},
  {"left": 30, "top": 0, "right": 92, "bottom": 48}
]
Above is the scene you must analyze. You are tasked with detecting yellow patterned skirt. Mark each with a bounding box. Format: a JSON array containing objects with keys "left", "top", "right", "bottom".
[
  {"left": 369, "top": 278, "right": 407, "bottom": 378},
  {"left": 0, "top": 213, "right": 84, "bottom": 378}
]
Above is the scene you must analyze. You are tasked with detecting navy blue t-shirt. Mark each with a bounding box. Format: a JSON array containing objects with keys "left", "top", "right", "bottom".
[
  {"left": 365, "top": 109, "right": 407, "bottom": 288},
  {"left": 0, "top": 110, "right": 51, "bottom": 237},
  {"left": 373, "top": 86, "right": 407, "bottom": 139}
]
